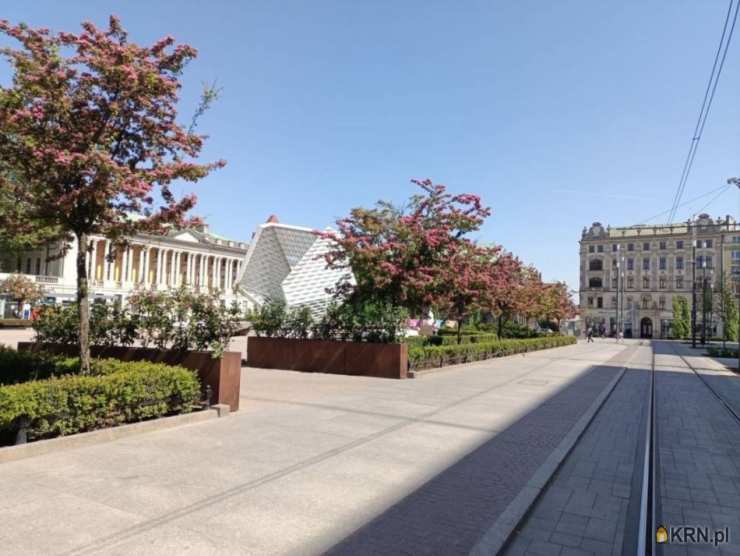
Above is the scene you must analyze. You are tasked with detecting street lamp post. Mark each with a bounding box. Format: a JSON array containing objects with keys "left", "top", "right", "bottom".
[{"left": 691, "top": 234, "right": 697, "bottom": 348}]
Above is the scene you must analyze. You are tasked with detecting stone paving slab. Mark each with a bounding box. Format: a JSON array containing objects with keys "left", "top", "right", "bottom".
[
  {"left": 0, "top": 338, "right": 632, "bottom": 555},
  {"left": 501, "top": 343, "right": 651, "bottom": 556},
  {"left": 656, "top": 341, "right": 740, "bottom": 556}
]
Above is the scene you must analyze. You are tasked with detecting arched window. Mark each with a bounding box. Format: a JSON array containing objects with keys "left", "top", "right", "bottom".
[
  {"left": 589, "top": 259, "right": 603, "bottom": 271},
  {"left": 588, "top": 277, "right": 602, "bottom": 288}
]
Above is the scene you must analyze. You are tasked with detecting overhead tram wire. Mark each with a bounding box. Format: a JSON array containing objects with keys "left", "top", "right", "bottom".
[
  {"left": 667, "top": 0, "right": 740, "bottom": 223},
  {"left": 637, "top": 183, "right": 729, "bottom": 225},
  {"left": 691, "top": 184, "right": 731, "bottom": 216}
]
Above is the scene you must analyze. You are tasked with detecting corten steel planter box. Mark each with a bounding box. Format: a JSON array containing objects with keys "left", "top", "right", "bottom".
[
  {"left": 17, "top": 343, "right": 241, "bottom": 411},
  {"left": 247, "top": 337, "right": 408, "bottom": 379}
]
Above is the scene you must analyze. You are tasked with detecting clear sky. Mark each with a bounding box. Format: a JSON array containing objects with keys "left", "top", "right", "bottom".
[{"left": 2, "top": 1, "right": 739, "bottom": 292}]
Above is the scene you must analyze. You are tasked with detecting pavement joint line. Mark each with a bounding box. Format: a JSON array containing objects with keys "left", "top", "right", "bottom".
[
  {"left": 0, "top": 407, "right": 222, "bottom": 465},
  {"left": 469, "top": 345, "right": 640, "bottom": 556},
  {"left": 62, "top": 356, "right": 563, "bottom": 555}
]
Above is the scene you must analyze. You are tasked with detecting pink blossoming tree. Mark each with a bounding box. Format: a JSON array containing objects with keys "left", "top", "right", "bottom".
[
  {"left": 321, "top": 179, "right": 492, "bottom": 318},
  {"left": 0, "top": 17, "right": 224, "bottom": 372}
]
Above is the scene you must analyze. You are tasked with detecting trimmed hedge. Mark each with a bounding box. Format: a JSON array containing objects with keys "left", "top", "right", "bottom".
[
  {"left": 405, "top": 333, "right": 500, "bottom": 347},
  {"left": 706, "top": 346, "right": 739, "bottom": 359},
  {"left": 409, "top": 335, "right": 577, "bottom": 370},
  {"left": 0, "top": 345, "right": 81, "bottom": 386},
  {"left": 0, "top": 359, "right": 201, "bottom": 443},
  {"left": 0, "top": 318, "right": 32, "bottom": 328}
]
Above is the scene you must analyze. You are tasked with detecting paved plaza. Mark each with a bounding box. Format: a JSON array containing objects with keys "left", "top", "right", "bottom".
[{"left": 0, "top": 336, "right": 738, "bottom": 555}]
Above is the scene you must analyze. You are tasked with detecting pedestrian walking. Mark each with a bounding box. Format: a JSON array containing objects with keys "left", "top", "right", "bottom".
[{"left": 587, "top": 328, "right": 594, "bottom": 343}]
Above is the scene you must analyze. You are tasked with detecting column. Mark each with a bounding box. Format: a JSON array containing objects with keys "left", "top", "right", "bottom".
[
  {"left": 142, "top": 247, "right": 150, "bottom": 287},
  {"left": 186, "top": 253, "right": 192, "bottom": 286},
  {"left": 104, "top": 240, "right": 112, "bottom": 283},
  {"left": 215, "top": 257, "right": 222, "bottom": 290},
  {"left": 225, "top": 259, "right": 232, "bottom": 290}
]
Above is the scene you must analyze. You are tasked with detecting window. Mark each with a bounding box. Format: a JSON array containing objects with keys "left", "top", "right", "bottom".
[
  {"left": 659, "top": 257, "right": 666, "bottom": 270},
  {"left": 25, "top": 258, "right": 31, "bottom": 274},
  {"left": 659, "top": 297, "right": 665, "bottom": 310},
  {"left": 643, "top": 277, "right": 650, "bottom": 289},
  {"left": 659, "top": 241, "right": 667, "bottom": 250},
  {"left": 611, "top": 297, "right": 617, "bottom": 308},
  {"left": 676, "top": 277, "right": 683, "bottom": 289},
  {"left": 627, "top": 258, "right": 634, "bottom": 270},
  {"left": 627, "top": 297, "right": 633, "bottom": 309},
  {"left": 643, "top": 242, "right": 650, "bottom": 251},
  {"left": 676, "top": 256, "right": 683, "bottom": 270},
  {"left": 628, "top": 277, "right": 634, "bottom": 288},
  {"left": 642, "top": 297, "right": 650, "bottom": 309},
  {"left": 706, "top": 255, "right": 713, "bottom": 268},
  {"left": 588, "top": 245, "right": 595, "bottom": 253},
  {"left": 612, "top": 277, "right": 617, "bottom": 288},
  {"left": 597, "top": 297, "right": 603, "bottom": 309},
  {"left": 676, "top": 240, "right": 684, "bottom": 249},
  {"left": 587, "top": 297, "right": 594, "bottom": 307},
  {"left": 589, "top": 259, "right": 603, "bottom": 271},
  {"left": 704, "top": 239, "right": 713, "bottom": 248},
  {"left": 612, "top": 259, "right": 617, "bottom": 267},
  {"left": 597, "top": 245, "right": 604, "bottom": 253},
  {"left": 589, "top": 277, "right": 603, "bottom": 288},
  {"left": 35, "top": 258, "right": 41, "bottom": 275},
  {"left": 612, "top": 244, "right": 618, "bottom": 252},
  {"left": 659, "top": 278, "right": 666, "bottom": 289},
  {"left": 628, "top": 243, "right": 634, "bottom": 251},
  {"left": 643, "top": 258, "right": 650, "bottom": 271}
]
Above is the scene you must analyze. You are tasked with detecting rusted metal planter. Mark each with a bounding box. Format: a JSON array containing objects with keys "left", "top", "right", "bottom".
[
  {"left": 17, "top": 342, "right": 242, "bottom": 411},
  {"left": 247, "top": 337, "right": 408, "bottom": 379}
]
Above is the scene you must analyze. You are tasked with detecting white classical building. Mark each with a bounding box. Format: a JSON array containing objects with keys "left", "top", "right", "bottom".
[
  {"left": 0, "top": 226, "right": 248, "bottom": 311},
  {"left": 236, "top": 216, "right": 351, "bottom": 314}
]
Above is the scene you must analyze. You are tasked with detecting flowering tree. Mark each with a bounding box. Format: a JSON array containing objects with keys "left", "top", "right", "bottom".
[
  {"left": 437, "top": 243, "right": 500, "bottom": 343},
  {"left": 322, "top": 179, "right": 491, "bottom": 315},
  {"left": 539, "top": 281, "right": 576, "bottom": 329},
  {"left": 0, "top": 274, "right": 45, "bottom": 309},
  {"left": 0, "top": 17, "right": 224, "bottom": 371}
]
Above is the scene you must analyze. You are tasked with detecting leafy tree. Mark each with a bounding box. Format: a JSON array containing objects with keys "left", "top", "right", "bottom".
[
  {"left": 715, "top": 274, "right": 738, "bottom": 343},
  {"left": 671, "top": 296, "right": 690, "bottom": 339},
  {"left": 0, "top": 274, "right": 45, "bottom": 308},
  {"left": 0, "top": 17, "right": 224, "bottom": 371},
  {"left": 321, "top": 179, "right": 491, "bottom": 315},
  {"left": 540, "top": 281, "right": 576, "bottom": 330}
]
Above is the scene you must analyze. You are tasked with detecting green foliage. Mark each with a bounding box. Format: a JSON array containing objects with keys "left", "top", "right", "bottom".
[
  {"left": 247, "top": 299, "right": 408, "bottom": 343},
  {"left": 671, "top": 296, "right": 691, "bottom": 339},
  {"left": 0, "top": 359, "right": 200, "bottom": 442},
  {"left": 408, "top": 335, "right": 576, "bottom": 370},
  {"left": 405, "top": 333, "right": 499, "bottom": 347},
  {"left": 0, "top": 345, "right": 79, "bottom": 386},
  {"left": 500, "top": 321, "right": 540, "bottom": 339},
  {"left": 33, "top": 288, "right": 242, "bottom": 357},
  {"left": 706, "top": 346, "right": 738, "bottom": 359},
  {"left": 0, "top": 273, "right": 45, "bottom": 304},
  {"left": 247, "top": 300, "right": 290, "bottom": 338}
]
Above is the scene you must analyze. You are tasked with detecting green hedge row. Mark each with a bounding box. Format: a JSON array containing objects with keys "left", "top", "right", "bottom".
[
  {"left": 405, "top": 333, "right": 500, "bottom": 347},
  {"left": 0, "top": 359, "right": 201, "bottom": 442},
  {"left": 0, "top": 346, "right": 81, "bottom": 386},
  {"left": 409, "top": 335, "right": 577, "bottom": 370}
]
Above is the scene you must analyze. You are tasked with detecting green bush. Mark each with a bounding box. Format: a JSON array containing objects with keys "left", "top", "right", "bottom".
[
  {"left": 0, "top": 359, "right": 200, "bottom": 442},
  {"left": 408, "top": 335, "right": 577, "bottom": 370},
  {"left": 405, "top": 333, "right": 499, "bottom": 347},
  {"left": 707, "top": 346, "right": 739, "bottom": 359},
  {"left": 0, "top": 346, "right": 80, "bottom": 386}
]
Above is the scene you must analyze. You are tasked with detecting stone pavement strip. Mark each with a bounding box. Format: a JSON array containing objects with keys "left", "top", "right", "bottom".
[
  {"left": 0, "top": 339, "right": 631, "bottom": 555},
  {"left": 500, "top": 342, "right": 652, "bottom": 556},
  {"left": 655, "top": 341, "right": 740, "bottom": 556}
]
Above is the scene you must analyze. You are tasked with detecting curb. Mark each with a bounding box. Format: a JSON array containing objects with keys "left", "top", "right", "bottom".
[
  {"left": 469, "top": 365, "right": 628, "bottom": 555},
  {"left": 0, "top": 404, "right": 230, "bottom": 465}
]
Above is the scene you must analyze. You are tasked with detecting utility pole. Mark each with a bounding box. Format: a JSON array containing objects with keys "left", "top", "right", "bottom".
[
  {"left": 691, "top": 222, "right": 697, "bottom": 348},
  {"left": 721, "top": 233, "right": 726, "bottom": 350},
  {"left": 615, "top": 245, "right": 620, "bottom": 342},
  {"left": 700, "top": 261, "right": 707, "bottom": 345}
]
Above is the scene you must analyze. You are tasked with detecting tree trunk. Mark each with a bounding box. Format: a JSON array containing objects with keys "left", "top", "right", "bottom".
[
  {"left": 457, "top": 319, "right": 462, "bottom": 345},
  {"left": 497, "top": 313, "right": 504, "bottom": 337},
  {"left": 76, "top": 232, "right": 92, "bottom": 374}
]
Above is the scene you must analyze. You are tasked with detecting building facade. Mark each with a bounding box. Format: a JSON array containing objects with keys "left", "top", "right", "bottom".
[
  {"left": 0, "top": 227, "right": 248, "bottom": 314},
  {"left": 579, "top": 214, "right": 738, "bottom": 339}
]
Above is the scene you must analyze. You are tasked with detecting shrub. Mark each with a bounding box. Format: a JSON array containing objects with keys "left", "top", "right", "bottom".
[
  {"left": 0, "top": 346, "right": 80, "bottom": 386},
  {"left": 405, "top": 333, "right": 499, "bottom": 347},
  {"left": 0, "top": 359, "right": 200, "bottom": 443},
  {"left": 707, "top": 346, "right": 739, "bottom": 359},
  {"left": 408, "top": 335, "right": 577, "bottom": 370}
]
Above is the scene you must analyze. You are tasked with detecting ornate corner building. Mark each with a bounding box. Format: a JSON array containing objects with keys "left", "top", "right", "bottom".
[{"left": 579, "top": 214, "right": 738, "bottom": 339}]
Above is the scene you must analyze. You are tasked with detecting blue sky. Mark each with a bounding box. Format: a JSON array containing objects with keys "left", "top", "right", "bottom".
[{"left": 2, "top": 1, "right": 739, "bottom": 291}]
